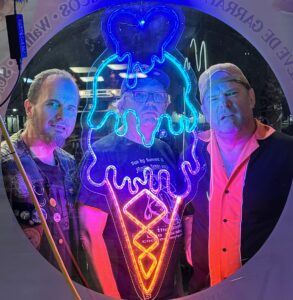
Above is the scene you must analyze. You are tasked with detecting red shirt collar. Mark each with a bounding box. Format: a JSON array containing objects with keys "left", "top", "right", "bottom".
[{"left": 198, "top": 119, "right": 275, "bottom": 143}]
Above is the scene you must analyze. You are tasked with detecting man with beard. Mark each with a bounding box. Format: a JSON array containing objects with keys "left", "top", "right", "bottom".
[
  {"left": 185, "top": 63, "right": 293, "bottom": 293},
  {"left": 1, "top": 69, "right": 80, "bottom": 275},
  {"left": 78, "top": 69, "right": 187, "bottom": 299}
]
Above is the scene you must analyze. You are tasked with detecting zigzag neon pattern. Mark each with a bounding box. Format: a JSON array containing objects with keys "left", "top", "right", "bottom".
[
  {"left": 107, "top": 183, "right": 182, "bottom": 299},
  {"left": 123, "top": 190, "right": 168, "bottom": 280},
  {"left": 184, "top": 39, "right": 208, "bottom": 72},
  {"left": 86, "top": 129, "right": 200, "bottom": 198}
]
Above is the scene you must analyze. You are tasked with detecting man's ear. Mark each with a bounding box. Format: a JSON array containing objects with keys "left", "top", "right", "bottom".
[
  {"left": 201, "top": 103, "right": 207, "bottom": 118},
  {"left": 24, "top": 99, "right": 34, "bottom": 118},
  {"left": 248, "top": 88, "right": 256, "bottom": 109},
  {"left": 201, "top": 104, "right": 205, "bottom": 115},
  {"left": 201, "top": 102, "right": 210, "bottom": 124},
  {"left": 117, "top": 97, "right": 125, "bottom": 114}
]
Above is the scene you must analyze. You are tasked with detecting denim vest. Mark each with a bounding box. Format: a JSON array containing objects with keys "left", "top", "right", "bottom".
[
  {"left": 1, "top": 131, "right": 79, "bottom": 271},
  {"left": 1, "top": 130, "right": 77, "bottom": 208}
]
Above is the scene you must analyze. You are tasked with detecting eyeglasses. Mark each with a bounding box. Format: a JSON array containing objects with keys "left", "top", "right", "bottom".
[{"left": 125, "top": 90, "right": 169, "bottom": 103}]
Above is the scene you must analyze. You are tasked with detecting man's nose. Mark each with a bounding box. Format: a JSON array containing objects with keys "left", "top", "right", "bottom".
[
  {"left": 145, "top": 93, "right": 155, "bottom": 105},
  {"left": 219, "top": 94, "right": 232, "bottom": 108},
  {"left": 56, "top": 106, "right": 64, "bottom": 119}
]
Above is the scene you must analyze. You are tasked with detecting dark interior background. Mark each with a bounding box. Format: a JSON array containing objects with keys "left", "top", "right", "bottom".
[{"left": 5, "top": 4, "right": 292, "bottom": 162}]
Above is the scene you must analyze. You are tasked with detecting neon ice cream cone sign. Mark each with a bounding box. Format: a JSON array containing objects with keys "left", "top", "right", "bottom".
[
  {"left": 81, "top": 4, "right": 201, "bottom": 299},
  {"left": 108, "top": 185, "right": 182, "bottom": 298}
]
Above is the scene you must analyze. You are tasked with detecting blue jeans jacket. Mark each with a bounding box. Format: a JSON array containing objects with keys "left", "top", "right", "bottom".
[{"left": 1, "top": 130, "right": 79, "bottom": 277}]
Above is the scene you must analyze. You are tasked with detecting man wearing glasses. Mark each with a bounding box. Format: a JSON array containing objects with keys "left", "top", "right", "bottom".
[
  {"left": 185, "top": 63, "right": 293, "bottom": 293},
  {"left": 1, "top": 69, "right": 80, "bottom": 276},
  {"left": 78, "top": 69, "right": 186, "bottom": 299}
]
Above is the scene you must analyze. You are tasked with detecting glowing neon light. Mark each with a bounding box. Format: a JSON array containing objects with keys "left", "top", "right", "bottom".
[
  {"left": 106, "top": 182, "right": 146, "bottom": 296},
  {"left": 86, "top": 51, "right": 198, "bottom": 148},
  {"left": 87, "top": 53, "right": 118, "bottom": 129},
  {"left": 107, "top": 184, "right": 182, "bottom": 298},
  {"left": 105, "top": 6, "right": 182, "bottom": 88},
  {"left": 83, "top": 5, "right": 197, "bottom": 148},
  {"left": 123, "top": 190, "right": 168, "bottom": 280},
  {"left": 86, "top": 129, "right": 201, "bottom": 198},
  {"left": 184, "top": 39, "right": 208, "bottom": 72},
  {"left": 80, "top": 5, "right": 203, "bottom": 300}
]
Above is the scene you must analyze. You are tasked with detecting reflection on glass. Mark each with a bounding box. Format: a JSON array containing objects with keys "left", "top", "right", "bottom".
[
  {"left": 1, "top": 2, "right": 293, "bottom": 300},
  {"left": 1, "top": 70, "right": 82, "bottom": 285}
]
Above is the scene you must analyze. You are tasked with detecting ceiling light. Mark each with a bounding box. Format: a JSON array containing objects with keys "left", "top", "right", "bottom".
[
  {"left": 107, "top": 64, "right": 127, "bottom": 71},
  {"left": 70, "top": 67, "right": 97, "bottom": 73},
  {"left": 119, "top": 73, "right": 147, "bottom": 79},
  {"left": 79, "top": 89, "right": 119, "bottom": 98},
  {"left": 80, "top": 76, "right": 104, "bottom": 82},
  {"left": 22, "top": 77, "right": 33, "bottom": 83}
]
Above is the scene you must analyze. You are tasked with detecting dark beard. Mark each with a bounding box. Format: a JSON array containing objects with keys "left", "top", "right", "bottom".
[
  {"left": 54, "top": 135, "right": 66, "bottom": 148},
  {"left": 30, "top": 117, "right": 65, "bottom": 148},
  {"left": 42, "top": 133, "right": 65, "bottom": 148}
]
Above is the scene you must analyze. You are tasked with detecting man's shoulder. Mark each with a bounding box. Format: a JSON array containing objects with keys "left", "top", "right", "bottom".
[
  {"left": 184, "top": 132, "right": 209, "bottom": 155},
  {"left": 271, "top": 130, "right": 293, "bottom": 142},
  {"left": 1, "top": 131, "right": 24, "bottom": 163},
  {"left": 55, "top": 147, "right": 75, "bottom": 161},
  {"left": 91, "top": 132, "right": 119, "bottom": 152},
  {"left": 1, "top": 140, "right": 10, "bottom": 161},
  {"left": 154, "top": 137, "right": 183, "bottom": 156},
  {"left": 153, "top": 137, "right": 171, "bottom": 149},
  {"left": 263, "top": 131, "right": 293, "bottom": 150},
  {"left": 54, "top": 147, "right": 76, "bottom": 173},
  {"left": 254, "top": 131, "right": 293, "bottom": 170}
]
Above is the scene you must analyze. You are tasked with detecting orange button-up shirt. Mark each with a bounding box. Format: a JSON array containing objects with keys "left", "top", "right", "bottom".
[{"left": 200, "top": 120, "right": 275, "bottom": 286}]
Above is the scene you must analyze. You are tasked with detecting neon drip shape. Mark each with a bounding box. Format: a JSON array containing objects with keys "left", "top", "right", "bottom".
[
  {"left": 86, "top": 129, "right": 201, "bottom": 199},
  {"left": 84, "top": 5, "right": 197, "bottom": 148},
  {"left": 81, "top": 5, "right": 202, "bottom": 299},
  {"left": 86, "top": 52, "right": 198, "bottom": 148}
]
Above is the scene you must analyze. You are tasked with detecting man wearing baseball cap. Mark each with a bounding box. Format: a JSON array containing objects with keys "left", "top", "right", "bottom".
[
  {"left": 186, "top": 63, "right": 293, "bottom": 292},
  {"left": 78, "top": 68, "right": 187, "bottom": 299}
]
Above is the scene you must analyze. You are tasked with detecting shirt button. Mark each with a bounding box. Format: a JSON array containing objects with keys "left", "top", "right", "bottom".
[
  {"left": 223, "top": 219, "right": 228, "bottom": 223},
  {"left": 222, "top": 248, "right": 227, "bottom": 252},
  {"left": 224, "top": 190, "right": 229, "bottom": 194},
  {"left": 58, "top": 238, "right": 63, "bottom": 245}
]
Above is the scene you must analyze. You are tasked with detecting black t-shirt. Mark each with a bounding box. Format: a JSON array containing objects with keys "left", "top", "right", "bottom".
[{"left": 79, "top": 134, "right": 186, "bottom": 299}]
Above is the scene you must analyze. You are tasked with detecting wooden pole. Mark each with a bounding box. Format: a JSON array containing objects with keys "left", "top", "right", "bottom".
[{"left": 0, "top": 115, "right": 82, "bottom": 300}]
